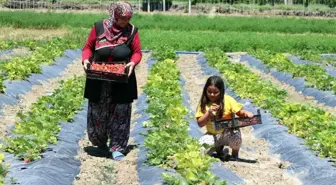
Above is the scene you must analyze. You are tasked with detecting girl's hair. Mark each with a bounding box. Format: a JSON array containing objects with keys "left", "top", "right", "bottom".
[{"left": 199, "top": 75, "right": 225, "bottom": 119}]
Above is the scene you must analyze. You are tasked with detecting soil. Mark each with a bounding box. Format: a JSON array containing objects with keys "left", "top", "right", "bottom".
[
  {"left": 0, "top": 27, "right": 69, "bottom": 40},
  {"left": 0, "top": 47, "right": 32, "bottom": 61}
]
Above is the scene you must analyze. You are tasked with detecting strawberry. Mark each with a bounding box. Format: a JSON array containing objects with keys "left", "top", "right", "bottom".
[{"left": 24, "top": 158, "right": 30, "bottom": 163}]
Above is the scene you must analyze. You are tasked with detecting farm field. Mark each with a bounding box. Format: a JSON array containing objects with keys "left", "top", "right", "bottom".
[{"left": 0, "top": 10, "right": 335, "bottom": 185}]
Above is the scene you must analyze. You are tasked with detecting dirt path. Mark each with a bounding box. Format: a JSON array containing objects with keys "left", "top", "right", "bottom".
[
  {"left": 0, "top": 27, "right": 69, "bottom": 41},
  {"left": 229, "top": 55, "right": 336, "bottom": 116},
  {"left": 176, "top": 54, "right": 302, "bottom": 185},
  {"left": 73, "top": 54, "right": 149, "bottom": 185},
  {"left": 0, "top": 47, "right": 32, "bottom": 62},
  {"left": 0, "top": 58, "right": 84, "bottom": 139}
]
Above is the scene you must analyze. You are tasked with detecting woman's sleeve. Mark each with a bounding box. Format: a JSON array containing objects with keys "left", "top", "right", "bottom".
[
  {"left": 130, "top": 31, "right": 142, "bottom": 65},
  {"left": 82, "top": 25, "right": 97, "bottom": 64}
]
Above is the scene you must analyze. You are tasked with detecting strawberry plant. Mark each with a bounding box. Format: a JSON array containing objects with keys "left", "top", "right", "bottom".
[
  {"left": 3, "top": 76, "right": 85, "bottom": 160},
  {"left": 152, "top": 45, "right": 178, "bottom": 61},
  {"left": 0, "top": 41, "right": 10, "bottom": 50},
  {"left": 0, "top": 39, "right": 40, "bottom": 51},
  {"left": 205, "top": 48, "right": 336, "bottom": 159},
  {"left": 0, "top": 152, "right": 7, "bottom": 184},
  {"left": 0, "top": 76, "right": 4, "bottom": 93},
  {"left": 144, "top": 58, "right": 226, "bottom": 185}
]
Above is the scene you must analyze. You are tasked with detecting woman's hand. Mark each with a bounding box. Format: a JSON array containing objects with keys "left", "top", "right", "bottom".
[
  {"left": 125, "top": 62, "right": 135, "bottom": 77},
  {"left": 83, "top": 59, "right": 90, "bottom": 70}
]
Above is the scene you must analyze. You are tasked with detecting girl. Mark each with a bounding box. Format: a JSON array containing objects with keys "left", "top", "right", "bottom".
[{"left": 195, "top": 76, "right": 253, "bottom": 160}]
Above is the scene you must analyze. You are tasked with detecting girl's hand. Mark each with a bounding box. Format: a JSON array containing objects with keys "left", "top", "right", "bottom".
[
  {"left": 244, "top": 111, "right": 254, "bottom": 118},
  {"left": 208, "top": 104, "right": 219, "bottom": 117},
  {"left": 237, "top": 109, "right": 254, "bottom": 118}
]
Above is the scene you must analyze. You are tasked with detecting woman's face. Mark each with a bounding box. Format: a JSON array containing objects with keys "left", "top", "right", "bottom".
[
  {"left": 206, "top": 85, "right": 220, "bottom": 102},
  {"left": 116, "top": 16, "right": 131, "bottom": 28}
]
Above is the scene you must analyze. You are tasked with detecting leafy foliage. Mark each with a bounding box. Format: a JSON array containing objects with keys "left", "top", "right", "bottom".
[
  {"left": 0, "top": 153, "right": 7, "bottom": 185},
  {"left": 152, "top": 45, "right": 178, "bottom": 61},
  {"left": 0, "top": 40, "right": 39, "bottom": 51}
]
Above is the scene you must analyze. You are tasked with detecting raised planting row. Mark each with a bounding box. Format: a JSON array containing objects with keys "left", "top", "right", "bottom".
[
  {"left": 205, "top": 48, "right": 336, "bottom": 159},
  {"left": 0, "top": 48, "right": 81, "bottom": 185},
  {"left": 0, "top": 37, "right": 78, "bottom": 93},
  {"left": 249, "top": 49, "right": 336, "bottom": 94},
  {"left": 290, "top": 50, "right": 336, "bottom": 67},
  {"left": 2, "top": 76, "right": 85, "bottom": 161},
  {"left": 143, "top": 56, "right": 226, "bottom": 184},
  {"left": 238, "top": 54, "right": 336, "bottom": 107},
  {"left": 288, "top": 55, "right": 336, "bottom": 77}
]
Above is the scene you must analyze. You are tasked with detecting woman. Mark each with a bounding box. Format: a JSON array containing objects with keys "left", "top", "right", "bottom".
[{"left": 81, "top": 1, "right": 142, "bottom": 161}]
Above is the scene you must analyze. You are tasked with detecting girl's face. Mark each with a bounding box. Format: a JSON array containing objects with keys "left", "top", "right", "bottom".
[{"left": 206, "top": 85, "right": 220, "bottom": 102}]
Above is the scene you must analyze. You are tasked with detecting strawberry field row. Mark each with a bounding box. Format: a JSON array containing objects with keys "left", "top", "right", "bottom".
[
  {"left": 205, "top": 48, "right": 336, "bottom": 159},
  {"left": 142, "top": 51, "right": 226, "bottom": 184},
  {"left": 291, "top": 50, "right": 336, "bottom": 66},
  {"left": 250, "top": 49, "right": 336, "bottom": 94},
  {"left": 2, "top": 76, "right": 85, "bottom": 161},
  {"left": 0, "top": 37, "right": 78, "bottom": 93}
]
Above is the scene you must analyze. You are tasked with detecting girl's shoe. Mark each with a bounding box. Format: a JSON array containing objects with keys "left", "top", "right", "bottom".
[{"left": 217, "top": 148, "right": 230, "bottom": 161}]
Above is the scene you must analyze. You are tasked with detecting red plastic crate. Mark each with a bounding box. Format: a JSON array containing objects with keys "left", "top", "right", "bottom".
[{"left": 86, "top": 61, "right": 129, "bottom": 83}]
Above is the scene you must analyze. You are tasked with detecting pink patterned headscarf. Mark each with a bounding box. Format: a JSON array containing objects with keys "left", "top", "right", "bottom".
[
  {"left": 109, "top": 1, "right": 133, "bottom": 21},
  {"left": 102, "top": 2, "right": 133, "bottom": 42}
]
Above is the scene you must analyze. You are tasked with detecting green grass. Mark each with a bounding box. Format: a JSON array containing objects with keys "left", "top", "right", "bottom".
[
  {"left": 68, "top": 28, "right": 336, "bottom": 55},
  {"left": 1, "top": 11, "right": 336, "bottom": 59},
  {"left": 1, "top": 11, "right": 336, "bottom": 35},
  {"left": 137, "top": 30, "right": 336, "bottom": 53}
]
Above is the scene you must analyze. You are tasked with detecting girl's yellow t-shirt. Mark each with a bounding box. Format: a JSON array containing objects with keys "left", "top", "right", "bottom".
[{"left": 195, "top": 95, "right": 243, "bottom": 135}]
